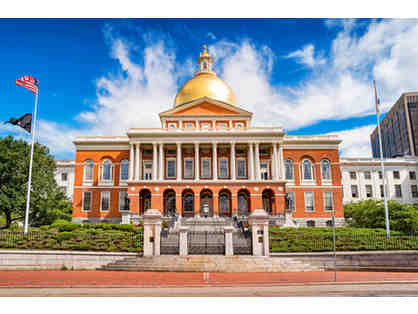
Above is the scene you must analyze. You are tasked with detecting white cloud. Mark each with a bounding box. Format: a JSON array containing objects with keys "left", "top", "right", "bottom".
[
  {"left": 327, "top": 124, "right": 376, "bottom": 157},
  {"left": 285, "top": 44, "right": 326, "bottom": 67},
  {"left": 207, "top": 32, "right": 216, "bottom": 40}
]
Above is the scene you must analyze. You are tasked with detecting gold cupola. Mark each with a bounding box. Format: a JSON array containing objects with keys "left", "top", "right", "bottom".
[{"left": 174, "top": 45, "right": 238, "bottom": 107}]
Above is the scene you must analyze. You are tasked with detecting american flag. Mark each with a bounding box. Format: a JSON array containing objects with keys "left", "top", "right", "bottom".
[{"left": 15, "top": 75, "right": 39, "bottom": 94}]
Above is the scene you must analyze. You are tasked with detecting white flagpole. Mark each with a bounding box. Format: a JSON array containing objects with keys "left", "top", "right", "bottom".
[
  {"left": 373, "top": 80, "right": 390, "bottom": 238},
  {"left": 24, "top": 90, "right": 38, "bottom": 234}
]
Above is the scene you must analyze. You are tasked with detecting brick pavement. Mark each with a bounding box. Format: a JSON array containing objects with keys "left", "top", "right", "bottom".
[{"left": 1, "top": 271, "right": 418, "bottom": 287}]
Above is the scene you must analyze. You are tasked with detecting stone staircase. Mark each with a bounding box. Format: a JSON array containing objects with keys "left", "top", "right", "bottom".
[{"left": 100, "top": 255, "right": 325, "bottom": 272}]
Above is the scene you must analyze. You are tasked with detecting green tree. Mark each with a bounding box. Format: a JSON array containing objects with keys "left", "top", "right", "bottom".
[
  {"left": 0, "top": 136, "right": 72, "bottom": 229},
  {"left": 344, "top": 199, "right": 418, "bottom": 234}
]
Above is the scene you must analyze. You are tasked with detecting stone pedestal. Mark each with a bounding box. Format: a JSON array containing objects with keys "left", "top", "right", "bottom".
[
  {"left": 224, "top": 226, "right": 234, "bottom": 256},
  {"left": 143, "top": 209, "right": 162, "bottom": 257},
  {"left": 283, "top": 210, "right": 297, "bottom": 227},
  {"left": 179, "top": 226, "right": 189, "bottom": 256},
  {"left": 248, "top": 209, "right": 270, "bottom": 257}
]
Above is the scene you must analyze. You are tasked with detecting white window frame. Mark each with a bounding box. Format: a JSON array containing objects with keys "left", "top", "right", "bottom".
[
  {"left": 166, "top": 158, "right": 176, "bottom": 179},
  {"left": 301, "top": 159, "right": 315, "bottom": 185},
  {"left": 219, "top": 157, "right": 229, "bottom": 179},
  {"left": 394, "top": 184, "right": 402, "bottom": 198},
  {"left": 304, "top": 191, "right": 315, "bottom": 212},
  {"left": 236, "top": 157, "right": 247, "bottom": 179},
  {"left": 217, "top": 122, "right": 228, "bottom": 129},
  {"left": 119, "top": 191, "right": 129, "bottom": 212},
  {"left": 235, "top": 122, "right": 244, "bottom": 129},
  {"left": 184, "top": 122, "right": 194, "bottom": 129},
  {"left": 411, "top": 185, "right": 418, "bottom": 198},
  {"left": 167, "top": 122, "right": 177, "bottom": 129},
  {"left": 364, "top": 171, "right": 371, "bottom": 180},
  {"left": 83, "top": 160, "right": 94, "bottom": 185},
  {"left": 143, "top": 160, "right": 153, "bottom": 180},
  {"left": 61, "top": 172, "right": 68, "bottom": 182},
  {"left": 184, "top": 158, "right": 194, "bottom": 179},
  {"left": 365, "top": 185, "right": 373, "bottom": 198},
  {"left": 351, "top": 185, "right": 359, "bottom": 198},
  {"left": 393, "top": 170, "right": 400, "bottom": 180},
  {"left": 82, "top": 191, "right": 92, "bottom": 212},
  {"left": 119, "top": 159, "right": 129, "bottom": 183},
  {"left": 201, "top": 157, "right": 212, "bottom": 179},
  {"left": 284, "top": 159, "right": 294, "bottom": 181},
  {"left": 260, "top": 160, "right": 270, "bottom": 180},
  {"left": 320, "top": 159, "right": 332, "bottom": 185},
  {"left": 100, "top": 191, "right": 110, "bottom": 212},
  {"left": 99, "top": 159, "right": 114, "bottom": 186},
  {"left": 201, "top": 123, "right": 210, "bottom": 130},
  {"left": 323, "top": 192, "right": 333, "bottom": 212},
  {"left": 286, "top": 192, "right": 296, "bottom": 212}
]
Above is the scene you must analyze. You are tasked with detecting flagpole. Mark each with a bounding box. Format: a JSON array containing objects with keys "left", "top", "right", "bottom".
[
  {"left": 24, "top": 90, "right": 38, "bottom": 234},
  {"left": 373, "top": 80, "right": 390, "bottom": 238}
]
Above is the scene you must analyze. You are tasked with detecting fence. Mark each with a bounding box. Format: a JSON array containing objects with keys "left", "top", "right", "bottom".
[
  {"left": 270, "top": 233, "right": 418, "bottom": 252},
  {"left": 0, "top": 230, "right": 143, "bottom": 253}
]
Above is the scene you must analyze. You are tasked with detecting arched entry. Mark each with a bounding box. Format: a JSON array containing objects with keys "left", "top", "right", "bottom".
[
  {"left": 163, "top": 189, "right": 176, "bottom": 217},
  {"left": 237, "top": 189, "right": 251, "bottom": 216},
  {"left": 218, "top": 189, "right": 232, "bottom": 217},
  {"left": 182, "top": 189, "right": 194, "bottom": 217},
  {"left": 262, "top": 189, "right": 275, "bottom": 215},
  {"left": 200, "top": 189, "right": 213, "bottom": 217},
  {"left": 139, "top": 189, "right": 151, "bottom": 215}
]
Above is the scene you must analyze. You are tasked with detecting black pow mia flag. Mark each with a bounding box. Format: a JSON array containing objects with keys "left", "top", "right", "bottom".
[{"left": 4, "top": 113, "right": 32, "bottom": 133}]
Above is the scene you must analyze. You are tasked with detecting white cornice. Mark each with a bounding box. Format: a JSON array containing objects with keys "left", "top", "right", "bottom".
[{"left": 340, "top": 157, "right": 418, "bottom": 166}]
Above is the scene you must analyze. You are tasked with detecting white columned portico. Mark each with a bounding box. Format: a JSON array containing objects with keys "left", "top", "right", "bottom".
[
  {"left": 248, "top": 142, "right": 254, "bottom": 180},
  {"left": 176, "top": 142, "right": 182, "bottom": 181},
  {"left": 194, "top": 142, "right": 200, "bottom": 180},
  {"left": 255, "top": 142, "right": 261, "bottom": 180},
  {"left": 272, "top": 142, "right": 278, "bottom": 181},
  {"left": 129, "top": 144, "right": 134, "bottom": 180},
  {"left": 138, "top": 143, "right": 142, "bottom": 180},
  {"left": 213, "top": 142, "right": 218, "bottom": 180},
  {"left": 152, "top": 143, "right": 158, "bottom": 181},
  {"left": 159, "top": 143, "right": 164, "bottom": 180},
  {"left": 231, "top": 142, "right": 236, "bottom": 180},
  {"left": 135, "top": 143, "right": 140, "bottom": 180},
  {"left": 279, "top": 142, "right": 284, "bottom": 179}
]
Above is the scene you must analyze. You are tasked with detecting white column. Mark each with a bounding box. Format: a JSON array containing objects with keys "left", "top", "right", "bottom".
[
  {"left": 129, "top": 144, "right": 134, "bottom": 180},
  {"left": 272, "top": 142, "right": 278, "bottom": 181},
  {"left": 213, "top": 142, "right": 218, "bottom": 180},
  {"left": 152, "top": 142, "right": 158, "bottom": 181},
  {"left": 255, "top": 142, "right": 261, "bottom": 180},
  {"left": 138, "top": 144, "right": 142, "bottom": 180},
  {"left": 249, "top": 142, "right": 254, "bottom": 180},
  {"left": 195, "top": 142, "right": 200, "bottom": 180},
  {"left": 231, "top": 142, "right": 236, "bottom": 180},
  {"left": 279, "top": 143, "right": 284, "bottom": 179},
  {"left": 159, "top": 143, "right": 164, "bottom": 180},
  {"left": 177, "top": 142, "right": 182, "bottom": 181},
  {"left": 135, "top": 143, "right": 140, "bottom": 180}
]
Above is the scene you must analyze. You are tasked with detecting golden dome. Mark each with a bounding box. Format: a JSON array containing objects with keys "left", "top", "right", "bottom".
[{"left": 174, "top": 45, "right": 237, "bottom": 107}]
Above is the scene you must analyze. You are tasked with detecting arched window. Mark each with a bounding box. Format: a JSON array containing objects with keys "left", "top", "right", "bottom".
[
  {"left": 285, "top": 159, "right": 294, "bottom": 180},
  {"left": 302, "top": 159, "right": 313, "bottom": 181},
  {"left": 84, "top": 159, "right": 94, "bottom": 182},
  {"left": 218, "top": 191, "right": 231, "bottom": 216},
  {"left": 183, "top": 193, "right": 194, "bottom": 213},
  {"left": 321, "top": 159, "right": 331, "bottom": 181},
  {"left": 120, "top": 159, "right": 129, "bottom": 181},
  {"left": 100, "top": 159, "right": 113, "bottom": 183}
]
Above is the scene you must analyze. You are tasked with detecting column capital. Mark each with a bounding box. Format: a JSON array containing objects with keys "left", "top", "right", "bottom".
[
  {"left": 230, "top": 141, "right": 236, "bottom": 146},
  {"left": 176, "top": 141, "right": 182, "bottom": 146},
  {"left": 152, "top": 142, "right": 157, "bottom": 147},
  {"left": 212, "top": 141, "right": 218, "bottom": 146},
  {"left": 194, "top": 141, "right": 200, "bottom": 146}
]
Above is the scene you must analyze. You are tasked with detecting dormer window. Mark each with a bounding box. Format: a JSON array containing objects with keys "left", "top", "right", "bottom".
[{"left": 167, "top": 122, "right": 177, "bottom": 129}]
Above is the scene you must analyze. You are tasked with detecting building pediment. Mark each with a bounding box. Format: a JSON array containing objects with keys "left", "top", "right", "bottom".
[{"left": 159, "top": 97, "right": 252, "bottom": 118}]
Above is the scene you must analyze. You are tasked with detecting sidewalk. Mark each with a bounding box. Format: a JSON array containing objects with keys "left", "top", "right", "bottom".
[{"left": 2, "top": 271, "right": 418, "bottom": 288}]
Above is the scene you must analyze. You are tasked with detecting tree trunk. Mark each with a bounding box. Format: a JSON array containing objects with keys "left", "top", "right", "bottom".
[{"left": 6, "top": 212, "right": 12, "bottom": 229}]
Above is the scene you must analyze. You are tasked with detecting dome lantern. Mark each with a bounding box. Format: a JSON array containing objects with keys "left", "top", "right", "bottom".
[{"left": 197, "top": 45, "right": 214, "bottom": 75}]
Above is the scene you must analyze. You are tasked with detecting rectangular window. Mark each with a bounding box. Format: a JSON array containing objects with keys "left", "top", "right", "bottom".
[
  {"left": 184, "top": 159, "right": 194, "bottom": 179},
  {"left": 217, "top": 122, "right": 228, "bottom": 129},
  {"left": 201, "top": 158, "right": 211, "bottom": 179},
  {"left": 410, "top": 171, "right": 416, "bottom": 180},
  {"left": 166, "top": 159, "right": 176, "bottom": 178},
  {"left": 184, "top": 123, "right": 194, "bottom": 129},
  {"left": 119, "top": 191, "right": 129, "bottom": 211},
  {"left": 286, "top": 192, "right": 295, "bottom": 211},
  {"left": 393, "top": 171, "right": 400, "bottom": 179},
  {"left": 143, "top": 161, "right": 152, "bottom": 180},
  {"left": 260, "top": 161, "right": 269, "bottom": 180},
  {"left": 366, "top": 185, "right": 373, "bottom": 198},
  {"left": 82, "top": 191, "right": 92, "bottom": 211},
  {"left": 395, "top": 184, "right": 402, "bottom": 198},
  {"left": 201, "top": 123, "right": 210, "bottom": 129},
  {"left": 237, "top": 158, "right": 247, "bottom": 178},
  {"left": 100, "top": 191, "right": 110, "bottom": 211},
  {"left": 323, "top": 192, "right": 333, "bottom": 211},
  {"left": 378, "top": 171, "right": 383, "bottom": 179},
  {"left": 304, "top": 192, "right": 314, "bottom": 212},
  {"left": 412, "top": 185, "right": 418, "bottom": 198},
  {"left": 380, "top": 185, "right": 384, "bottom": 198},
  {"left": 235, "top": 122, "right": 244, "bottom": 128},
  {"left": 364, "top": 171, "right": 371, "bottom": 180},
  {"left": 350, "top": 171, "right": 357, "bottom": 180},
  {"left": 60, "top": 186, "right": 67, "bottom": 195},
  {"left": 351, "top": 185, "right": 359, "bottom": 198},
  {"left": 61, "top": 173, "right": 68, "bottom": 181},
  {"left": 219, "top": 158, "right": 229, "bottom": 179},
  {"left": 167, "top": 122, "right": 177, "bottom": 129}
]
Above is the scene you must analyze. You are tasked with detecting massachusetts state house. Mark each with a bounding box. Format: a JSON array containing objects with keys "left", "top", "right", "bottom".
[{"left": 72, "top": 46, "right": 345, "bottom": 227}]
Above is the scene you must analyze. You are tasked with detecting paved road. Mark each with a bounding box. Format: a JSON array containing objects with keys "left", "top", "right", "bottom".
[{"left": 1, "top": 283, "right": 418, "bottom": 297}]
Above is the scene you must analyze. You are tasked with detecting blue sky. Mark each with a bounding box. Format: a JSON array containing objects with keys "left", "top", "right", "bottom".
[{"left": 1, "top": 18, "right": 417, "bottom": 160}]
